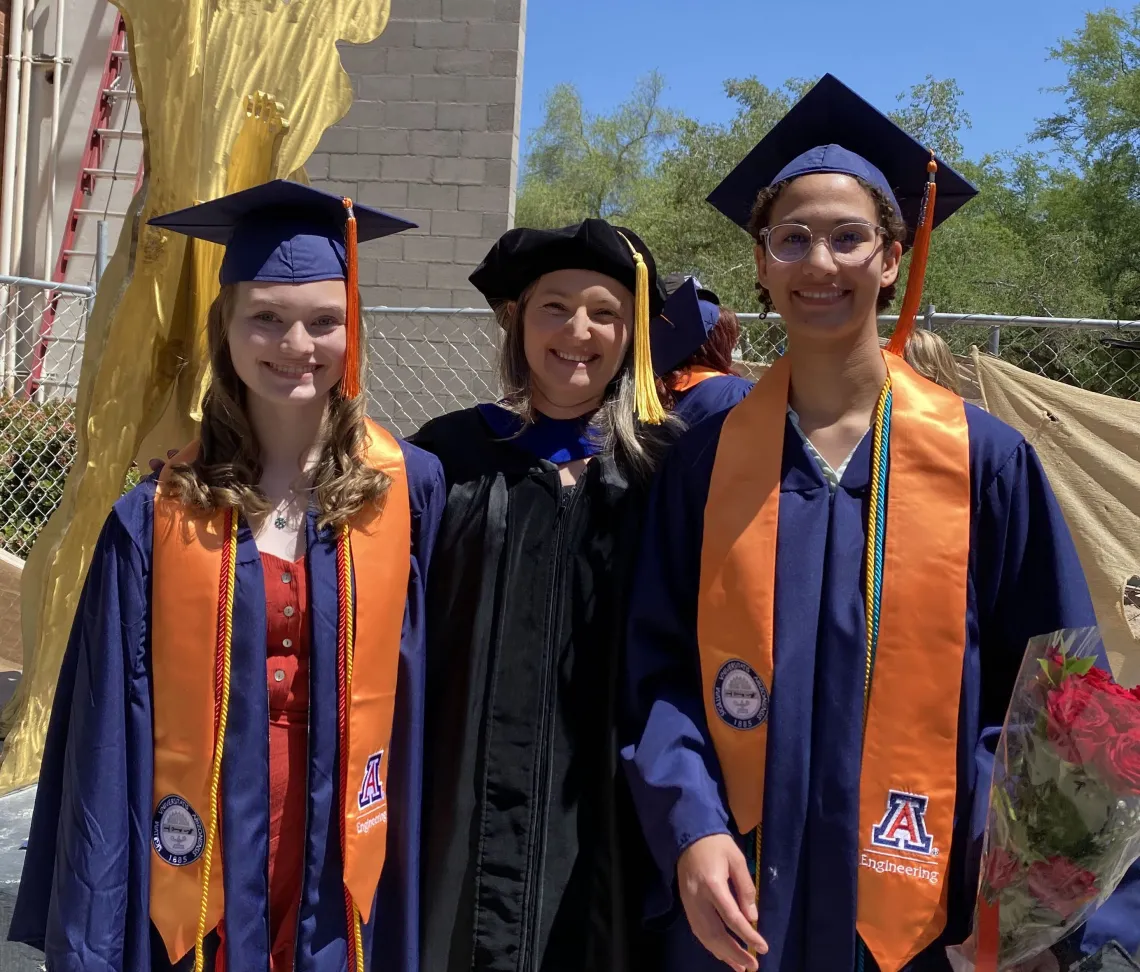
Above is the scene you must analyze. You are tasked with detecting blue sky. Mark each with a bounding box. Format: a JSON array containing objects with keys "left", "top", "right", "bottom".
[{"left": 519, "top": 0, "right": 1116, "bottom": 163}]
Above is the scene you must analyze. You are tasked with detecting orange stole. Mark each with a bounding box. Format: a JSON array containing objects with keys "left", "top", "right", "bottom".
[
  {"left": 670, "top": 365, "right": 725, "bottom": 393},
  {"left": 697, "top": 354, "right": 971, "bottom": 972},
  {"left": 149, "top": 419, "right": 411, "bottom": 963}
]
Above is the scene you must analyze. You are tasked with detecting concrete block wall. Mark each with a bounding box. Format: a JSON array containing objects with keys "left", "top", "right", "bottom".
[{"left": 310, "top": 0, "right": 526, "bottom": 433}]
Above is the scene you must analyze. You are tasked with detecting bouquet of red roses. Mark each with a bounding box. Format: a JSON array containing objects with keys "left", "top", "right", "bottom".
[{"left": 948, "top": 627, "right": 1140, "bottom": 971}]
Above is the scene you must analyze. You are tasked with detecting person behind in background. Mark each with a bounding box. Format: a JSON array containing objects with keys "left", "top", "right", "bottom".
[
  {"left": 621, "top": 76, "right": 1139, "bottom": 972},
  {"left": 9, "top": 182, "right": 444, "bottom": 972},
  {"left": 905, "top": 327, "right": 962, "bottom": 395},
  {"left": 410, "top": 220, "right": 676, "bottom": 971},
  {"left": 654, "top": 273, "right": 754, "bottom": 427}
]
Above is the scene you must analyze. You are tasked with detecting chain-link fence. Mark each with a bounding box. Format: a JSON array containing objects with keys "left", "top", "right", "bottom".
[
  {"left": 1, "top": 299, "right": 1138, "bottom": 671},
  {"left": 0, "top": 276, "right": 95, "bottom": 670},
  {"left": 0, "top": 278, "right": 94, "bottom": 562},
  {"left": 736, "top": 310, "right": 1140, "bottom": 402}
]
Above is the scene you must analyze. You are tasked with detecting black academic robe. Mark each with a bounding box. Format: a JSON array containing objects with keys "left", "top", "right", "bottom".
[{"left": 410, "top": 407, "right": 662, "bottom": 972}]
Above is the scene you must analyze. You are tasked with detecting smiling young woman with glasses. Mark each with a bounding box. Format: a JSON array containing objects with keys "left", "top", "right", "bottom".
[{"left": 621, "top": 74, "right": 1139, "bottom": 972}]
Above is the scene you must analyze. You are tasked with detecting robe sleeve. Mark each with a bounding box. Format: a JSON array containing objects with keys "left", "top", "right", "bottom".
[
  {"left": 620, "top": 428, "right": 731, "bottom": 919},
  {"left": 973, "top": 440, "right": 1140, "bottom": 958},
  {"left": 8, "top": 500, "right": 153, "bottom": 972}
]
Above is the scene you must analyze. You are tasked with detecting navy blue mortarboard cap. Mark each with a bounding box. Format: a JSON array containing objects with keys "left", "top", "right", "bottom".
[
  {"left": 707, "top": 74, "right": 978, "bottom": 243},
  {"left": 662, "top": 271, "right": 720, "bottom": 306},
  {"left": 148, "top": 179, "right": 416, "bottom": 285},
  {"left": 652, "top": 277, "right": 722, "bottom": 374}
]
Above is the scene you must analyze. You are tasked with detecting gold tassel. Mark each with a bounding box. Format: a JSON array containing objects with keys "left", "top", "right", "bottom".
[
  {"left": 885, "top": 155, "right": 938, "bottom": 357},
  {"left": 617, "top": 232, "right": 665, "bottom": 425}
]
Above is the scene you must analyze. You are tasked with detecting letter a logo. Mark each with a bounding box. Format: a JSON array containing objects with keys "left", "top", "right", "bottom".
[
  {"left": 357, "top": 751, "right": 385, "bottom": 810},
  {"left": 871, "top": 790, "right": 935, "bottom": 856}
]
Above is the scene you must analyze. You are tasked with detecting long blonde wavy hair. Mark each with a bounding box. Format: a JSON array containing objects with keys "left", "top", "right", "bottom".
[
  {"left": 166, "top": 284, "right": 390, "bottom": 529},
  {"left": 495, "top": 283, "right": 676, "bottom": 484}
]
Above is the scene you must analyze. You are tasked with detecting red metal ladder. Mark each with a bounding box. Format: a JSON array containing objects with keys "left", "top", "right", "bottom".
[{"left": 25, "top": 10, "right": 143, "bottom": 397}]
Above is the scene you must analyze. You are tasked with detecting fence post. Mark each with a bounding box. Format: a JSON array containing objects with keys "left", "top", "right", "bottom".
[
  {"left": 96, "top": 220, "right": 109, "bottom": 284},
  {"left": 924, "top": 304, "right": 935, "bottom": 330},
  {"left": 988, "top": 323, "right": 1001, "bottom": 355}
]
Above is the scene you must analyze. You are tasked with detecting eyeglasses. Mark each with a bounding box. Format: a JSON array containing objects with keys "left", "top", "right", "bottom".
[{"left": 758, "top": 221, "right": 886, "bottom": 265}]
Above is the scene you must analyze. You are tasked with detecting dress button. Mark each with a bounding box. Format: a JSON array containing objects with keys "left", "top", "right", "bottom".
[
  {"left": 273, "top": 669, "right": 285, "bottom": 682},
  {"left": 282, "top": 572, "right": 292, "bottom": 584},
  {"left": 282, "top": 638, "right": 293, "bottom": 649},
  {"left": 283, "top": 605, "right": 295, "bottom": 618}
]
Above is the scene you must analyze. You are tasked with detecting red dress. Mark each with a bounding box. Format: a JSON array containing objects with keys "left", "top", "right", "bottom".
[{"left": 262, "top": 552, "right": 310, "bottom": 972}]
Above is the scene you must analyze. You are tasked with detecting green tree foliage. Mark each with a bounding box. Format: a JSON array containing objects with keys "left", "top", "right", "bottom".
[
  {"left": 514, "top": 9, "right": 1140, "bottom": 356},
  {"left": 1033, "top": 7, "right": 1140, "bottom": 318},
  {"left": 515, "top": 71, "right": 681, "bottom": 227}
]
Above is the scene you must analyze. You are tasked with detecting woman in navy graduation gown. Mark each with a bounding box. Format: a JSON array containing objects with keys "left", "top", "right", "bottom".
[
  {"left": 654, "top": 273, "right": 753, "bottom": 427},
  {"left": 621, "top": 76, "right": 1140, "bottom": 972},
  {"left": 9, "top": 182, "right": 445, "bottom": 972},
  {"left": 409, "top": 220, "right": 680, "bottom": 972}
]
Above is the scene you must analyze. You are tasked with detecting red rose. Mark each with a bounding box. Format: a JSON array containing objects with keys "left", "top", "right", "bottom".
[
  {"left": 1046, "top": 679, "right": 1100, "bottom": 763},
  {"left": 1026, "top": 856, "right": 1099, "bottom": 918},
  {"left": 1084, "top": 665, "right": 1140, "bottom": 707},
  {"left": 983, "top": 846, "right": 1022, "bottom": 892},
  {"left": 1095, "top": 728, "right": 1140, "bottom": 796},
  {"left": 1079, "top": 668, "right": 1140, "bottom": 734},
  {"left": 1069, "top": 694, "right": 1118, "bottom": 764}
]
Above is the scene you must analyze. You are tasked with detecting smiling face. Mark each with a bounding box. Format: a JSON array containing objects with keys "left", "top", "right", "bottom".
[
  {"left": 518, "top": 268, "right": 633, "bottom": 416},
  {"left": 225, "top": 279, "right": 349, "bottom": 408},
  {"left": 754, "top": 173, "right": 902, "bottom": 342}
]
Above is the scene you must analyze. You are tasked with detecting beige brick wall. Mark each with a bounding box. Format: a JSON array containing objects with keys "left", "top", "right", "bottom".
[
  {"left": 310, "top": 0, "right": 524, "bottom": 310},
  {"left": 310, "top": 0, "right": 526, "bottom": 433}
]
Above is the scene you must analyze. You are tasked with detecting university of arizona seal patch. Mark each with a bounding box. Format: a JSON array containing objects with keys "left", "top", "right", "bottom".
[
  {"left": 713, "top": 659, "right": 770, "bottom": 730},
  {"left": 152, "top": 794, "right": 205, "bottom": 867}
]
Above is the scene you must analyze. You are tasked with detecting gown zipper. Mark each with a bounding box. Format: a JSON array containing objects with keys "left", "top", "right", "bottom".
[{"left": 517, "top": 475, "right": 584, "bottom": 971}]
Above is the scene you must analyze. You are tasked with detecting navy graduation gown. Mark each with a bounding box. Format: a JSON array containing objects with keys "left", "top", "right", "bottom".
[
  {"left": 670, "top": 375, "right": 753, "bottom": 429},
  {"left": 9, "top": 441, "right": 444, "bottom": 972},
  {"left": 621, "top": 403, "right": 1140, "bottom": 971}
]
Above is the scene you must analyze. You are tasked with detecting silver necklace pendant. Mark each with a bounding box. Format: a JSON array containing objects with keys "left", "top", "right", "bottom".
[{"left": 274, "top": 514, "right": 287, "bottom": 530}]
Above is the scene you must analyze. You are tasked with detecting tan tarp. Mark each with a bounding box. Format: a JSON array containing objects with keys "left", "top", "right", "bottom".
[
  {"left": 972, "top": 350, "right": 1140, "bottom": 687},
  {"left": 0, "top": 552, "right": 22, "bottom": 673}
]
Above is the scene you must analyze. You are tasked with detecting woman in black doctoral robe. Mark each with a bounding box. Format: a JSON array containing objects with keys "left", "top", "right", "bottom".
[{"left": 410, "top": 219, "right": 681, "bottom": 972}]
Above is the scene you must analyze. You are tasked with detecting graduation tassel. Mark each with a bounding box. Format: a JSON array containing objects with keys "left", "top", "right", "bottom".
[
  {"left": 617, "top": 232, "right": 666, "bottom": 425},
  {"left": 885, "top": 155, "right": 938, "bottom": 357},
  {"left": 341, "top": 198, "right": 362, "bottom": 401}
]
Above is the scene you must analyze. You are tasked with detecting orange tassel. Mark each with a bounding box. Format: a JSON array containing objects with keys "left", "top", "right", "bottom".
[
  {"left": 885, "top": 155, "right": 938, "bottom": 357},
  {"left": 341, "top": 197, "right": 362, "bottom": 400}
]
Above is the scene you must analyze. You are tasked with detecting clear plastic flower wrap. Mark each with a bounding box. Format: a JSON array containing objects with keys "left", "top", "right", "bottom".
[{"left": 947, "top": 627, "right": 1140, "bottom": 971}]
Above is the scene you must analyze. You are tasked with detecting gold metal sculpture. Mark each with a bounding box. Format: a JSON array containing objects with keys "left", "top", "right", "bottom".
[{"left": 0, "top": 0, "right": 391, "bottom": 792}]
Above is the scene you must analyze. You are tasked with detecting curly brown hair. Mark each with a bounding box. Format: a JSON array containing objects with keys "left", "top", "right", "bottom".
[
  {"left": 165, "top": 284, "right": 390, "bottom": 530},
  {"left": 657, "top": 306, "right": 741, "bottom": 410},
  {"left": 746, "top": 175, "right": 908, "bottom": 316}
]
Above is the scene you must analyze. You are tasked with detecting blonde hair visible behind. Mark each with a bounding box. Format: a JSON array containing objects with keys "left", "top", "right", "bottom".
[
  {"left": 494, "top": 283, "right": 675, "bottom": 484},
  {"left": 905, "top": 328, "right": 962, "bottom": 396},
  {"left": 166, "top": 284, "right": 390, "bottom": 530}
]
